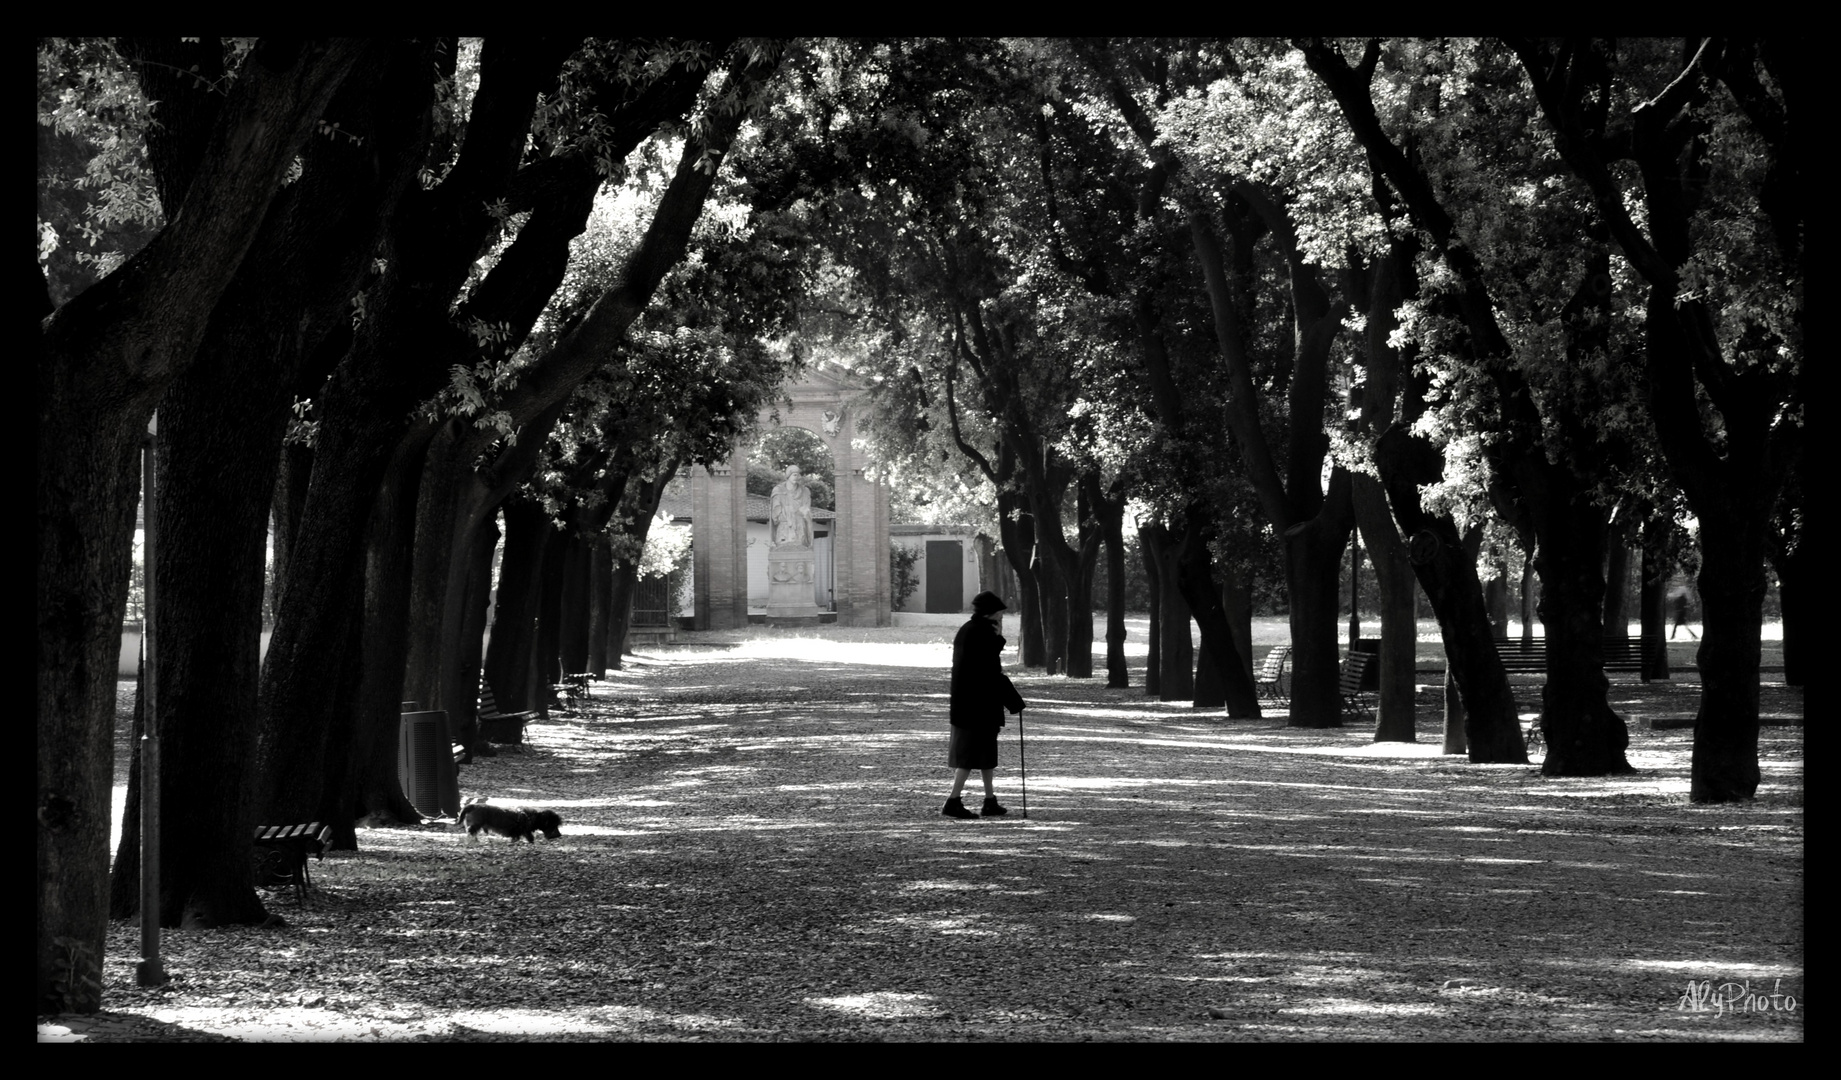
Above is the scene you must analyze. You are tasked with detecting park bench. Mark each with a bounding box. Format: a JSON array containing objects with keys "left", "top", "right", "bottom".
[
  {"left": 252, "top": 822, "right": 332, "bottom": 905},
  {"left": 479, "top": 679, "right": 538, "bottom": 745},
  {"left": 1254, "top": 645, "right": 1291, "bottom": 704},
  {"left": 1492, "top": 635, "right": 1664, "bottom": 676},
  {"left": 559, "top": 670, "right": 599, "bottom": 707},
  {"left": 1339, "top": 650, "right": 1375, "bottom": 724}
]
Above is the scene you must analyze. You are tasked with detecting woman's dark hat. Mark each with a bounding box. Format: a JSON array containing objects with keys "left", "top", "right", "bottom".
[{"left": 972, "top": 591, "right": 1007, "bottom": 616}]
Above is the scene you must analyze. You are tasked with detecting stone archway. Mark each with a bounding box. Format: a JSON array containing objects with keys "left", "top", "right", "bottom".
[{"left": 688, "top": 363, "right": 891, "bottom": 629}]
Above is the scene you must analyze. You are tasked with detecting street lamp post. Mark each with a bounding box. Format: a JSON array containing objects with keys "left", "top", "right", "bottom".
[{"left": 137, "top": 412, "right": 167, "bottom": 988}]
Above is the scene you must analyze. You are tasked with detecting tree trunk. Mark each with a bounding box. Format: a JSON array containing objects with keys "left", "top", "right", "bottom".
[
  {"left": 1688, "top": 519, "right": 1767, "bottom": 801},
  {"left": 607, "top": 470, "right": 671, "bottom": 662},
  {"left": 257, "top": 288, "right": 463, "bottom": 822},
  {"left": 1140, "top": 525, "right": 1194, "bottom": 701},
  {"left": 1442, "top": 666, "right": 1468, "bottom": 756},
  {"left": 1174, "top": 521, "right": 1260, "bottom": 717},
  {"left": 1645, "top": 317, "right": 1786, "bottom": 802},
  {"left": 1355, "top": 230, "right": 1511, "bottom": 755},
  {"left": 588, "top": 534, "right": 613, "bottom": 674},
  {"left": 1350, "top": 238, "right": 1422, "bottom": 743},
  {"left": 258, "top": 384, "right": 379, "bottom": 825},
  {"left": 1374, "top": 426, "right": 1526, "bottom": 764},
  {"left": 1524, "top": 254, "right": 1634, "bottom": 777},
  {"left": 1603, "top": 527, "right": 1632, "bottom": 638},
  {"left": 1029, "top": 512, "right": 1073, "bottom": 678},
  {"left": 1519, "top": 547, "right": 1537, "bottom": 646},
  {"left": 1767, "top": 454, "right": 1804, "bottom": 689},
  {"left": 1309, "top": 42, "right": 1629, "bottom": 774},
  {"left": 1139, "top": 525, "right": 1163, "bottom": 699},
  {"left": 1160, "top": 576, "right": 1194, "bottom": 703},
  {"left": 1639, "top": 517, "right": 1672, "bottom": 682},
  {"left": 399, "top": 422, "right": 472, "bottom": 719},
  {"left": 1533, "top": 496, "right": 1633, "bottom": 778},
  {"left": 343, "top": 437, "right": 430, "bottom": 832},
  {"left": 1280, "top": 473, "right": 1355, "bottom": 728},
  {"left": 435, "top": 406, "right": 576, "bottom": 749},
  {"left": 606, "top": 465, "right": 676, "bottom": 658},
  {"left": 327, "top": 44, "right": 740, "bottom": 783},
  {"left": 121, "top": 362, "right": 281, "bottom": 926},
  {"left": 1193, "top": 637, "right": 1224, "bottom": 710},
  {"left": 484, "top": 499, "right": 549, "bottom": 713},
  {"left": 1484, "top": 554, "right": 1510, "bottom": 639},
  {"left": 271, "top": 442, "right": 313, "bottom": 624},
  {"left": 256, "top": 401, "right": 381, "bottom": 826},
  {"left": 558, "top": 531, "right": 594, "bottom": 676},
  {"left": 312, "top": 596, "right": 369, "bottom": 842},
  {"left": 609, "top": 560, "right": 640, "bottom": 659},
  {"left": 995, "top": 489, "right": 1043, "bottom": 669},
  {"left": 451, "top": 515, "right": 500, "bottom": 742},
  {"left": 1093, "top": 478, "right": 1130, "bottom": 689},
  {"left": 1221, "top": 564, "right": 1254, "bottom": 690},
  {"left": 1066, "top": 478, "right": 1103, "bottom": 680},
  {"left": 108, "top": 658, "right": 147, "bottom": 915},
  {"left": 1354, "top": 473, "right": 1418, "bottom": 742},
  {"left": 1013, "top": 563, "right": 1044, "bottom": 669},
  {"left": 1067, "top": 551, "right": 1098, "bottom": 679}
]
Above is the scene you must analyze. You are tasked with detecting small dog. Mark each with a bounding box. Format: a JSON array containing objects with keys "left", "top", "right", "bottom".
[{"left": 459, "top": 798, "right": 563, "bottom": 843}]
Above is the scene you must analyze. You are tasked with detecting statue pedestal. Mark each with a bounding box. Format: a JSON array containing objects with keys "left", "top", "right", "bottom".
[{"left": 766, "top": 547, "right": 821, "bottom": 626}]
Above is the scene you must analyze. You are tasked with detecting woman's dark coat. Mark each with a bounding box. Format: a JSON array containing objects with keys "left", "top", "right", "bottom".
[{"left": 949, "top": 615, "right": 1025, "bottom": 731}]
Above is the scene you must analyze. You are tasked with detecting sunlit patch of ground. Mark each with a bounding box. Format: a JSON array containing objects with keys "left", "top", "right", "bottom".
[{"left": 807, "top": 991, "right": 945, "bottom": 1019}]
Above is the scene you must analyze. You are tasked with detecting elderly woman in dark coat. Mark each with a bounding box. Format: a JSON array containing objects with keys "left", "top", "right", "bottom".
[{"left": 943, "top": 591, "right": 1026, "bottom": 819}]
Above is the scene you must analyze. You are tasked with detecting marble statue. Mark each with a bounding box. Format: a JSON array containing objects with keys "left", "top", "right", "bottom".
[{"left": 770, "top": 465, "right": 813, "bottom": 549}]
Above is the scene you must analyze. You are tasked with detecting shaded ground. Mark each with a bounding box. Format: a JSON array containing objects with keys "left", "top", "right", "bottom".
[{"left": 50, "top": 623, "right": 1802, "bottom": 1042}]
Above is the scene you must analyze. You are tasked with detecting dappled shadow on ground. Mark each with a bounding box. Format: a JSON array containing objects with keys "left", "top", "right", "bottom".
[{"left": 79, "top": 634, "right": 1801, "bottom": 1042}]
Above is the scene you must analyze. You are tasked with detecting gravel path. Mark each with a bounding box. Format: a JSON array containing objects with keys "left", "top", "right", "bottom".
[{"left": 49, "top": 628, "right": 1802, "bottom": 1042}]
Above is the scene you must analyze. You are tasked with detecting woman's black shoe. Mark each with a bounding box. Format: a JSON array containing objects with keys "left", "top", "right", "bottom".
[
  {"left": 942, "top": 797, "right": 977, "bottom": 819},
  {"left": 980, "top": 797, "right": 1008, "bottom": 817}
]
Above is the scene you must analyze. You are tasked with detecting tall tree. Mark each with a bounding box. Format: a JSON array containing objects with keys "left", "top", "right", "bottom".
[
  {"left": 400, "top": 42, "right": 755, "bottom": 734},
  {"left": 1030, "top": 50, "right": 1246, "bottom": 699},
  {"left": 1080, "top": 471, "right": 1132, "bottom": 688},
  {"left": 1345, "top": 250, "right": 1422, "bottom": 744},
  {"left": 784, "top": 40, "right": 1101, "bottom": 674},
  {"left": 259, "top": 40, "right": 778, "bottom": 832},
  {"left": 257, "top": 35, "right": 587, "bottom": 832},
  {"left": 1510, "top": 37, "right": 1803, "bottom": 800},
  {"left": 1351, "top": 191, "right": 1520, "bottom": 756},
  {"left": 1302, "top": 37, "right": 1660, "bottom": 772},
  {"left": 432, "top": 43, "right": 795, "bottom": 754},
  {"left": 1082, "top": 40, "right": 1355, "bottom": 725},
  {"left": 1187, "top": 189, "right": 1357, "bottom": 728},
  {"left": 38, "top": 35, "right": 366, "bottom": 1013},
  {"left": 109, "top": 39, "right": 443, "bottom": 927}
]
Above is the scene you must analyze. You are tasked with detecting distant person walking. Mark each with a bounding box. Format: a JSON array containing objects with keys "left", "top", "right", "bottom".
[
  {"left": 942, "top": 591, "right": 1026, "bottom": 820},
  {"left": 1670, "top": 589, "right": 1698, "bottom": 640}
]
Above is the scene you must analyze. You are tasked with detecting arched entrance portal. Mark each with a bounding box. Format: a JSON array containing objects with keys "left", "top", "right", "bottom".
[{"left": 688, "top": 363, "right": 891, "bottom": 629}]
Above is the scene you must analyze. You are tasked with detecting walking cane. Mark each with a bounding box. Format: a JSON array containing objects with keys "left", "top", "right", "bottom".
[{"left": 1017, "top": 707, "right": 1028, "bottom": 819}]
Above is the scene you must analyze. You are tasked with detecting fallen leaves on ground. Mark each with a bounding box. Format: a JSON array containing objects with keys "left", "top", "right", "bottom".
[{"left": 47, "top": 629, "right": 1802, "bottom": 1042}]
